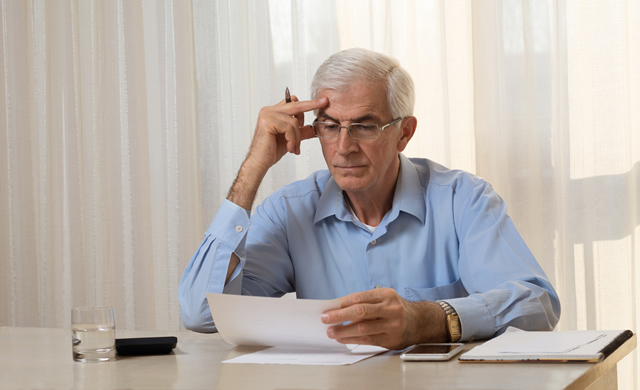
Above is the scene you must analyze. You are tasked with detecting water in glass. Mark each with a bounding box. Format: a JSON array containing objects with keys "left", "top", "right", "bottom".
[{"left": 72, "top": 324, "right": 116, "bottom": 362}]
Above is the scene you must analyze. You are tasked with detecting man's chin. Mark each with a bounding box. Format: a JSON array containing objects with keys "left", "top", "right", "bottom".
[{"left": 333, "top": 177, "right": 371, "bottom": 193}]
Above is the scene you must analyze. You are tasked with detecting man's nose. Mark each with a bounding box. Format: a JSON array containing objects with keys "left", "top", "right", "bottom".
[{"left": 335, "top": 127, "right": 359, "bottom": 155}]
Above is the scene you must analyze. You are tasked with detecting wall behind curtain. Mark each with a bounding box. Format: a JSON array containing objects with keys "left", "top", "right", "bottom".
[
  {"left": 2, "top": 0, "right": 639, "bottom": 387},
  {"left": 193, "top": 0, "right": 638, "bottom": 387},
  {"left": 0, "top": 0, "right": 202, "bottom": 331}
]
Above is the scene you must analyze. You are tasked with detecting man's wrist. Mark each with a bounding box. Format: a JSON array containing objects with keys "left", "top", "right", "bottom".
[
  {"left": 437, "top": 301, "right": 462, "bottom": 342},
  {"left": 226, "top": 158, "right": 268, "bottom": 210},
  {"left": 406, "top": 301, "right": 449, "bottom": 345}
]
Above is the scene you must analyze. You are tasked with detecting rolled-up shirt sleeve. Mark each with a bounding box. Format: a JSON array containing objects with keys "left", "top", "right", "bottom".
[
  {"left": 446, "top": 182, "right": 561, "bottom": 341},
  {"left": 178, "top": 200, "right": 250, "bottom": 332}
]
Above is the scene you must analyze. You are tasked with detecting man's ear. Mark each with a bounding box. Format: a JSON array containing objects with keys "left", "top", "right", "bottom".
[{"left": 396, "top": 116, "right": 417, "bottom": 152}]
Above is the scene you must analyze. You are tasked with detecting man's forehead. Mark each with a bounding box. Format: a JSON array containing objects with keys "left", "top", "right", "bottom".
[
  {"left": 317, "top": 111, "right": 381, "bottom": 123},
  {"left": 316, "top": 85, "right": 389, "bottom": 122}
]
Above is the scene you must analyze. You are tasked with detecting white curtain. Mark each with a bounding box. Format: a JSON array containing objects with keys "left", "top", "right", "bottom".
[
  {"left": 0, "top": 0, "right": 202, "bottom": 332},
  {"left": 1, "top": 0, "right": 639, "bottom": 387}
]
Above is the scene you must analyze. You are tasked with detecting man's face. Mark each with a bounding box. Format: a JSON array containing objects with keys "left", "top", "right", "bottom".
[{"left": 316, "top": 81, "right": 406, "bottom": 197}]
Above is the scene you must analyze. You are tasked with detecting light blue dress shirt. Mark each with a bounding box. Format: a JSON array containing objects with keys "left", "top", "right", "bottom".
[{"left": 178, "top": 154, "right": 561, "bottom": 341}]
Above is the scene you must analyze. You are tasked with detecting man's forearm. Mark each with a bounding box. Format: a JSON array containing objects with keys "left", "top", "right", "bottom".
[
  {"left": 226, "top": 95, "right": 327, "bottom": 210},
  {"left": 226, "top": 157, "right": 268, "bottom": 210},
  {"left": 224, "top": 157, "right": 267, "bottom": 284},
  {"left": 226, "top": 253, "right": 241, "bottom": 284}
]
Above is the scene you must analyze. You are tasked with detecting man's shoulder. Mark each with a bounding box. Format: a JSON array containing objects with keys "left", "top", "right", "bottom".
[{"left": 407, "top": 157, "right": 488, "bottom": 193}]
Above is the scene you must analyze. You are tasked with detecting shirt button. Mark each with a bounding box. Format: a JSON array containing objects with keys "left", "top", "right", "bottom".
[
  {"left": 235, "top": 225, "right": 243, "bottom": 232},
  {"left": 370, "top": 239, "right": 377, "bottom": 245},
  {"left": 375, "top": 285, "right": 382, "bottom": 289}
]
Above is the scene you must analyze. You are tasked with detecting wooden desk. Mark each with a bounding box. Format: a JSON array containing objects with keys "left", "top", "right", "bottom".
[{"left": 0, "top": 327, "right": 635, "bottom": 389}]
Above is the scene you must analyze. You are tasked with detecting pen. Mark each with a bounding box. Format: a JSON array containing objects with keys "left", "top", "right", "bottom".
[{"left": 285, "top": 87, "right": 291, "bottom": 103}]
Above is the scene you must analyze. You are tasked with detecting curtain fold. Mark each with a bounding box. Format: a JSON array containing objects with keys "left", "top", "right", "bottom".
[
  {"left": 1, "top": 0, "right": 638, "bottom": 387},
  {"left": 192, "top": 0, "right": 341, "bottom": 224},
  {"left": 1, "top": 0, "right": 202, "bottom": 331}
]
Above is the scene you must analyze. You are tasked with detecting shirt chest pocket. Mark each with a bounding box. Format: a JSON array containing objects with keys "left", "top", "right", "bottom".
[{"left": 404, "top": 278, "right": 468, "bottom": 302}]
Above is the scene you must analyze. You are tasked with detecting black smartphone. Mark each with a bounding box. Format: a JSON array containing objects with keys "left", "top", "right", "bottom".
[{"left": 115, "top": 337, "right": 177, "bottom": 356}]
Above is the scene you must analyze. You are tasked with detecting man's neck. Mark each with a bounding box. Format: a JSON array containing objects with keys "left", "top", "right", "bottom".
[{"left": 344, "top": 164, "right": 400, "bottom": 227}]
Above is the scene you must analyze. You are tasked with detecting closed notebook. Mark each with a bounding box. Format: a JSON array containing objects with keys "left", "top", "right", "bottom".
[{"left": 459, "top": 327, "right": 634, "bottom": 363}]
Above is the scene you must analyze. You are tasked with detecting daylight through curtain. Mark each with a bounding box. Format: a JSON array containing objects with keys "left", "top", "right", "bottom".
[{"left": 1, "top": 0, "right": 638, "bottom": 387}]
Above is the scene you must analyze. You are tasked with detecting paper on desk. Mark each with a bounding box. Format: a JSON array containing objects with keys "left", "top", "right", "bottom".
[
  {"left": 222, "top": 345, "right": 385, "bottom": 365},
  {"left": 207, "top": 293, "right": 345, "bottom": 350},
  {"left": 500, "top": 331, "right": 607, "bottom": 353},
  {"left": 207, "top": 293, "right": 387, "bottom": 365}
]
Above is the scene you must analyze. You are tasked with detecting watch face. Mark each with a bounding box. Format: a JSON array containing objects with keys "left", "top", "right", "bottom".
[{"left": 447, "top": 314, "right": 461, "bottom": 341}]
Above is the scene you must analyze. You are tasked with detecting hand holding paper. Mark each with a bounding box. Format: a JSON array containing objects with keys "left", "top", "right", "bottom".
[
  {"left": 206, "top": 293, "right": 387, "bottom": 365},
  {"left": 320, "top": 287, "right": 447, "bottom": 350}
]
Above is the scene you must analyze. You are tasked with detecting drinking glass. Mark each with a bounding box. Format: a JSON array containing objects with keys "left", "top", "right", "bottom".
[{"left": 71, "top": 306, "right": 116, "bottom": 362}]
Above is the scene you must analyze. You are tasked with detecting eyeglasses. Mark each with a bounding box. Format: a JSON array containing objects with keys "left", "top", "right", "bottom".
[{"left": 312, "top": 118, "right": 404, "bottom": 140}]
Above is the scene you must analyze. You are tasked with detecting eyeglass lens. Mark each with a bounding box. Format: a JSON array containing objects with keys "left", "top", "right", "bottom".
[{"left": 313, "top": 123, "right": 380, "bottom": 140}]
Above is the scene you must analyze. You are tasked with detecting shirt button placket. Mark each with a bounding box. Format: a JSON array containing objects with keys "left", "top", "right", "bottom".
[{"left": 369, "top": 238, "right": 382, "bottom": 290}]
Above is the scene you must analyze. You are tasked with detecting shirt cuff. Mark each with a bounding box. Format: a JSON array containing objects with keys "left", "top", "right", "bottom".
[
  {"left": 445, "top": 295, "right": 496, "bottom": 342},
  {"left": 206, "top": 199, "right": 251, "bottom": 249},
  {"left": 206, "top": 200, "right": 251, "bottom": 292}
]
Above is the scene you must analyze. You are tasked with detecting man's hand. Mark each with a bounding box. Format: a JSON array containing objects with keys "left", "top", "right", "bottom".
[
  {"left": 320, "top": 288, "right": 449, "bottom": 350},
  {"left": 227, "top": 95, "right": 329, "bottom": 210},
  {"left": 244, "top": 96, "right": 329, "bottom": 175}
]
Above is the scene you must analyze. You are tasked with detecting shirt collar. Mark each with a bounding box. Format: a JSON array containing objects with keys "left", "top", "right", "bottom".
[
  {"left": 314, "top": 153, "right": 426, "bottom": 225},
  {"left": 393, "top": 153, "right": 427, "bottom": 224},
  {"left": 314, "top": 173, "right": 350, "bottom": 223}
]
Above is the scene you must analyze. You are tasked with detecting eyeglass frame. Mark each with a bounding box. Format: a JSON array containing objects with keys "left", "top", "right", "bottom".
[{"left": 312, "top": 117, "right": 405, "bottom": 140}]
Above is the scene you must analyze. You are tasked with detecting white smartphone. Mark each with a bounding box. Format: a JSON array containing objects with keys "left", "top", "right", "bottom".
[{"left": 400, "top": 343, "right": 465, "bottom": 361}]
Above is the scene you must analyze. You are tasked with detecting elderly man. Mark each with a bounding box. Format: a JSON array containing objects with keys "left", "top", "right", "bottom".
[{"left": 178, "top": 48, "right": 560, "bottom": 350}]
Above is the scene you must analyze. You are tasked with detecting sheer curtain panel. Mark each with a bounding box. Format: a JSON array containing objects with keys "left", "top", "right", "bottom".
[
  {"left": 1, "top": 0, "right": 639, "bottom": 388},
  {"left": 0, "top": 0, "right": 202, "bottom": 331}
]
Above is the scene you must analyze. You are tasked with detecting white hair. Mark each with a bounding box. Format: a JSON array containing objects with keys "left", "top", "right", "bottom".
[{"left": 310, "top": 48, "right": 415, "bottom": 118}]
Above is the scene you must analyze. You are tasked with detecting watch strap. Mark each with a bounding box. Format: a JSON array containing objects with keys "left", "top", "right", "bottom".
[{"left": 437, "top": 301, "right": 462, "bottom": 342}]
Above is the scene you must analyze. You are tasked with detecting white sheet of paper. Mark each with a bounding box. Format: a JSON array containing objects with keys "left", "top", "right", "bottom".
[
  {"left": 222, "top": 346, "right": 384, "bottom": 365},
  {"left": 207, "top": 293, "right": 346, "bottom": 350},
  {"left": 500, "top": 331, "right": 607, "bottom": 353}
]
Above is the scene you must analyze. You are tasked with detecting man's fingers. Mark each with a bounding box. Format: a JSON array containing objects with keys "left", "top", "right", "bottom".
[
  {"left": 283, "top": 120, "right": 301, "bottom": 154},
  {"left": 333, "top": 335, "right": 376, "bottom": 346},
  {"left": 322, "top": 289, "right": 399, "bottom": 324},
  {"left": 327, "top": 318, "right": 406, "bottom": 348},
  {"left": 339, "top": 289, "right": 387, "bottom": 309},
  {"left": 321, "top": 302, "right": 380, "bottom": 325},
  {"left": 267, "top": 119, "right": 316, "bottom": 155},
  {"left": 294, "top": 111, "right": 305, "bottom": 129},
  {"left": 320, "top": 289, "right": 417, "bottom": 349},
  {"left": 288, "top": 95, "right": 306, "bottom": 130},
  {"left": 259, "top": 95, "right": 327, "bottom": 155},
  {"left": 281, "top": 96, "right": 328, "bottom": 116},
  {"left": 262, "top": 114, "right": 301, "bottom": 154},
  {"left": 328, "top": 318, "right": 387, "bottom": 339},
  {"left": 299, "top": 125, "right": 316, "bottom": 141},
  {"left": 283, "top": 128, "right": 299, "bottom": 155}
]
